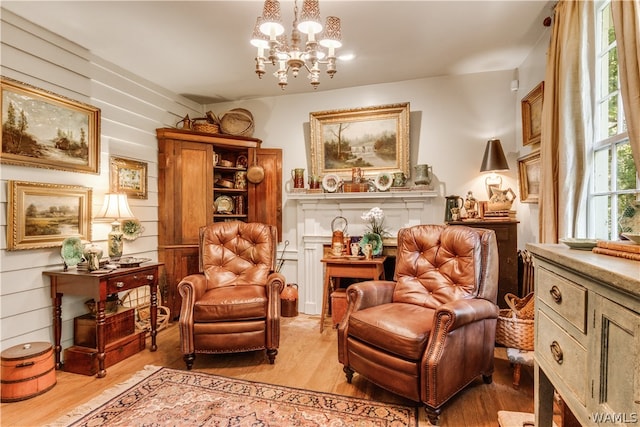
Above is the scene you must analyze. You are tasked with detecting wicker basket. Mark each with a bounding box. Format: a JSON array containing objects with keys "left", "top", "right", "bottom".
[
  {"left": 220, "top": 108, "right": 254, "bottom": 137},
  {"left": 495, "top": 309, "right": 535, "bottom": 350},
  {"left": 192, "top": 120, "right": 220, "bottom": 134},
  {"left": 495, "top": 292, "right": 535, "bottom": 350}
]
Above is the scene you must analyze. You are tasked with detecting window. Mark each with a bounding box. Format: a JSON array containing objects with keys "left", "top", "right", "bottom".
[{"left": 590, "top": 0, "right": 639, "bottom": 240}]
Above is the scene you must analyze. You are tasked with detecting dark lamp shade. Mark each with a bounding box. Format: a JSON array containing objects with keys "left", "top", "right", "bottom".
[{"left": 480, "top": 139, "right": 509, "bottom": 172}]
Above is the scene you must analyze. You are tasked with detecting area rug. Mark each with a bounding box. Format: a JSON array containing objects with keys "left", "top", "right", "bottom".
[{"left": 49, "top": 365, "right": 418, "bottom": 426}]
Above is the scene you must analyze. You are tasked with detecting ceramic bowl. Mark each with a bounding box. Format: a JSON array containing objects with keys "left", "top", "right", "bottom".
[{"left": 621, "top": 232, "right": 640, "bottom": 244}]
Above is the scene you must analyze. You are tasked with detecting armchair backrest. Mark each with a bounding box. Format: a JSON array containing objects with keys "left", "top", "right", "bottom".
[
  {"left": 198, "top": 222, "right": 276, "bottom": 289},
  {"left": 393, "top": 224, "right": 498, "bottom": 309}
]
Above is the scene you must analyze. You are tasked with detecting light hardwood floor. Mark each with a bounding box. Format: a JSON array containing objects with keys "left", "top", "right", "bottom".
[{"left": 1, "top": 315, "right": 536, "bottom": 426}]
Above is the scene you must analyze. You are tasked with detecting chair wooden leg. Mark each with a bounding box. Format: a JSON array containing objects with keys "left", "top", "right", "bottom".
[
  {"left": 343, "top": 366, "right": 354, "bottom": 383},
  {"left": 184, "top": 353, "right": 195, "bottom": 370},
  {"left": 425, "top": 406, "right": 441, "bottom": 425},
  {"left": 266, "top": 348, "right": 277, "bottom": 364},
  {"left": 512, "top": 364, "right": 521, "bottom": 389}
]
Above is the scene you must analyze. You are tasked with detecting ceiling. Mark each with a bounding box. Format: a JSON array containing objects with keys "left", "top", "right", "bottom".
[{"left": 3, "top": 1, "right": 554, "bottom": 104}]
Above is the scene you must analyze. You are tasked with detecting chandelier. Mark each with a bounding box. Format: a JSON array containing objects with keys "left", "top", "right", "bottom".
[{"left": 251, "top": 0, "right": 343, "bottom": 90}]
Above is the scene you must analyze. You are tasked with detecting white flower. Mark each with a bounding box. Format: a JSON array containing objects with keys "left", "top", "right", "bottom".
[{"left": 361, "top": 207, "right": 387, "bottom": 236}]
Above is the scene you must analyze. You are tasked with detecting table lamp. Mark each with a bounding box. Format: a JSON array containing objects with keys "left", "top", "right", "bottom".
[
  {"left": 94, "top": 193, "right": 135, "bottom": 259},
  {"left": 480, "top": 138, "right": 509, "bottom": 198}
]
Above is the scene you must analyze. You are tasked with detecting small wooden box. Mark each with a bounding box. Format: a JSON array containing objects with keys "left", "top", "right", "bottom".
[
  {"left": 63, "top": 331, "right": 145, "bottom": 376},
  {"left": 1, "top": 342, "right": 56, "bottom": 402},
  {"left": 74, "top": 306, "right": 135, "bottom": 348},
  {"left": 331, "top": 289, "right": 348, "bottom": 327}
]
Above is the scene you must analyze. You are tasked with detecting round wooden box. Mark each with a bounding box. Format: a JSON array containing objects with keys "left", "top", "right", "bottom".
[{"left": 1, "top": 342, "right": 56, "bottom": 402}]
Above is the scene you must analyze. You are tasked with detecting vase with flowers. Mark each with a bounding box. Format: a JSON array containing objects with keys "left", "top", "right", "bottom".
[{"left": 360, "top": 207, "right": 388, "bottom": 256}]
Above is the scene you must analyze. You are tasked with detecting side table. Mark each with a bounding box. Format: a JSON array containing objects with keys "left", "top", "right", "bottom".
[
  {"left": 319, "top": 256, "right": 386, "bottom": 332},
  {"left": 43, "top": 262, "right": 162, "bottom": 378}
]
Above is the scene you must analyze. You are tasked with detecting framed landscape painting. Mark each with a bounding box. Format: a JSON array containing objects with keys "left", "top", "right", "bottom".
[
  {"left": 1, "top": 77, "right": 101, "bottom": 174},
  {"left": 309, "top": 103, "right": 410, "bottom": 180},
  {"left": 8, "top": 181, "right": 92, "bottom": 250}
]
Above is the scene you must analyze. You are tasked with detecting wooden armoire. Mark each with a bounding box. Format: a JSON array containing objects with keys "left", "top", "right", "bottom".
[{"left": 156, "top": 128, "right": 282, "bottom": 317}]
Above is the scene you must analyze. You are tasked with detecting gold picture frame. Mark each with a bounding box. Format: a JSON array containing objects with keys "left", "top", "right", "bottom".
[
  {"left": 309, "top": 103, "right": 410, "bottom": 180},
  {"left": 1, "top": 77, "right": 101, "bottom": 174},
  {"left": 521, "top": 81, "right": 544, "bottom": 146},
  {"left": 518, "top": 150, "right": 541, "bottom": 203},
  {"left": 110, "top": 156, "right": 148, "bottom": 199},
  {"left": 8, "top": 181, "right": 92, "bottom": 250}
]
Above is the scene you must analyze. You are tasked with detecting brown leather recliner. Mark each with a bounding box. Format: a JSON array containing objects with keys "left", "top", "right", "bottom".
[
  {"left": 178, "top": 222, "right": 285, "bottom": 369},
  {"left": 338, "top": 224, "right": 499, "bottom": 424}
]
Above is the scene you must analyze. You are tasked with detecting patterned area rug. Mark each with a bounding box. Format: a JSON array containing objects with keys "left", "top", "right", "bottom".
[{"left": 49, "top": 365, "right": 418, "bottom": 426}]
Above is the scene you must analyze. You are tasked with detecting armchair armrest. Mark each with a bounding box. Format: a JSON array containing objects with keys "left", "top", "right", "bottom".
[
  {"left": 177, "top": 273, "right": 208, "bottom": 355},
  {"left": 345, "top": 280, "right": 396, "bottom": 312},
  {"left": 337, "top": 280, "right": 395, "bottom": 365},
  {"left": 433, "top": 298, "right": 499, "bottom": 332}
]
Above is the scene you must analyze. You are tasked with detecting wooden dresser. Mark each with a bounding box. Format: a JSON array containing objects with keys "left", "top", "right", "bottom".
[{"left": 527, "top": 244, "right": 640, "bottom": 426}]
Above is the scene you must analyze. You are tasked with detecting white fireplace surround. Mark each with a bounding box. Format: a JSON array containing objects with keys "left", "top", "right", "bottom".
[{"left": 289, "top": 190, "right": 439, "bottom": 315}]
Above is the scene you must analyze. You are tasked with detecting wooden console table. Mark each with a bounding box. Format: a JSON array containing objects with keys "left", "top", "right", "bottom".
[
  {"left": 43, "top": 262, "right": 162, "bottom": 378},
  {"left": 320, "top": 256, "right": 386, "bottom": 332}
]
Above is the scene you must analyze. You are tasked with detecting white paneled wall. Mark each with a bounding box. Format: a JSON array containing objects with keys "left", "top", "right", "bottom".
[{"left": 0, "top": 9, "right": 202, "bottom": 352}]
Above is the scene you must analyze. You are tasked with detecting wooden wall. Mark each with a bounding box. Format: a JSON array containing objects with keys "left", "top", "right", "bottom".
[{"left": 0, "top": 9, "right": 202, "bottom": 352}]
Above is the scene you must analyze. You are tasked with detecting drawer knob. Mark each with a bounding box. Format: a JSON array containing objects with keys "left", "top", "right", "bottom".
[
  {"left": 146, "top": 275, "right": 154, "bottom": 281},
  {"left": 549, "top": 285, "right": 562, "bottom": 304},
  {"left": 550, "top": 340, "right": 563, "bottom": 364},
  {"left": 116, "top": 281, "right": 125, "bottom": 288}
]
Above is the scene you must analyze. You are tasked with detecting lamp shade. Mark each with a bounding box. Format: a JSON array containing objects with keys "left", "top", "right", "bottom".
[
  {"left": 94, "top": 193, "right": 135, "bottom": 221},
  {"left": 480, "top": 139, "right": 509, "bottom": 172}
]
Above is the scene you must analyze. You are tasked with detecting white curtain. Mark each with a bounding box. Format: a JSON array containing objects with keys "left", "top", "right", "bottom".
[
  {"left": 539, "top": 0, "right": 595, "bottom": 243},
  {"left": 612, "top": 0, "right": 640, "bottom": 174}
]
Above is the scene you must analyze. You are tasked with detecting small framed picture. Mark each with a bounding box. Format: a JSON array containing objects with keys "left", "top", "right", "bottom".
[
  {"left": 110, "top": 156, "right": 148, "bottom": 199},
  {"left": 521, "top": 81, "right": 544, "bottom": 146},
  {"left": 518, "top": 150, "right": 541, "bottom": 203}
]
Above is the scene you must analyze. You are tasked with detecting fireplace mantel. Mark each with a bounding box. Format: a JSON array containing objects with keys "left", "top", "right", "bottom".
[{"left": 290, "top": 190, "right": 439, "bottom": 315}]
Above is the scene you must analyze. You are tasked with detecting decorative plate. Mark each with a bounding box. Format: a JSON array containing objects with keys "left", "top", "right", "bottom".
[
  {"left": 374, "top": 172, "right": 393, "bottom": 192},
  {"left": 559, "top": 238, "right": 598, "bottom": 250},
  {"left": 116, "top": 257, "right": 152, "bottom": 268},
  {"left": 214, "top": 195, "right": 234, "bottom": 214},
  {"left": 235, "top": 155, "right": 248, "bottom": 169},
  {"left": 322, "top": 174, "right": 341, "bottom": 193},
  {"left": 360, "top": 233, "right": 383, "bottom": 256},
  {"left": 61, "top": 237, "right": 84, "bottom": 267},
  {"left": 121, "top": 219, "right": 144, "bottom": 241},
  {"left": 618, "top": 202, "right": 640, "bottom": 233}
]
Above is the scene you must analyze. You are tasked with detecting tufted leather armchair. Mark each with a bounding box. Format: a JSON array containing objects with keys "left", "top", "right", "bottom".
[
  {"left": 178, "top": 222, "right": 285, "bottom": 369},
  {"left": 338, "top": 224, "right": 499, "bottom": 424}
]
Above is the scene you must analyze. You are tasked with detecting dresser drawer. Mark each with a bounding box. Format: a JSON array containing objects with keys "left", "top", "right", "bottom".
[
  {"left": 537, "top": 311, "right": 588, "bottom": 405},
  {"left": 107, "top": 270, "right": 156, "bottom": 294},
  {"left": 537, "top": 266, "right": 587, "bottom": 333}
]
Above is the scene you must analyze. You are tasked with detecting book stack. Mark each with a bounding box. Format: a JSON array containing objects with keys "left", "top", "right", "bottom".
[
  {"left": 592, "top": 240, "right": 640, "bottom": 261},
  {"left": 483, "top": 210, "right": 517, "bottom": 220}
]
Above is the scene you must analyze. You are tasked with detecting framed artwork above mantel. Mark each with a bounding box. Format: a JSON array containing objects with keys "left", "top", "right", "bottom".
[{"left": 309, "top": 103, "right": 410, "bottom": 181}]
